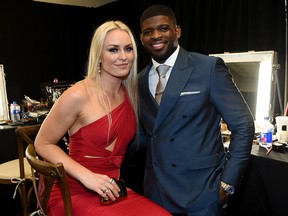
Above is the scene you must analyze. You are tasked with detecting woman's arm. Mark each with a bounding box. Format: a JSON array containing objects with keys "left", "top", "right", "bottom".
[{"left": 34, "top": 82, "right": 120, "bottom": 200}]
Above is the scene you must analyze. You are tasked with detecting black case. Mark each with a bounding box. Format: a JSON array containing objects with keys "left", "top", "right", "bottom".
[{"left": 101, "top": 179, "right": 127, "bottom": 205}]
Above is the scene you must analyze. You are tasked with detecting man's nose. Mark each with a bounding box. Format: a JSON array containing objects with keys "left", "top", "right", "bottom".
[{"left": 150, "top": 29, "right": 162, "bottom": 38}]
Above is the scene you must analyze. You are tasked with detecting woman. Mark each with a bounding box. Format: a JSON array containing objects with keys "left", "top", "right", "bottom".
[{"left": 35, "top": 20, "right": 171, "bottom": 216}]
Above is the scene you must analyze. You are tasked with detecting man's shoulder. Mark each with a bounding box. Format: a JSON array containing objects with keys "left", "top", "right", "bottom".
[
  {"left": 184, "top": 49, "right": 214, "bottom": 61},
  {"left": 138, "top": 64, "right": 152, "bottom": 77},
  {"left": 179, "top": 48, "right": 217, "bottom": 66}
]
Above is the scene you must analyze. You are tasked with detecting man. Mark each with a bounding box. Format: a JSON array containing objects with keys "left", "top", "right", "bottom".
[{"left": 137, "top": 4, "right": 255, "bottom": 216}]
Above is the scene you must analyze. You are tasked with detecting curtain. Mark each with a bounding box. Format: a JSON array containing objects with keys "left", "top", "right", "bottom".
[{"left": 0, "top": 0, "right": 285, "bottom": 116}]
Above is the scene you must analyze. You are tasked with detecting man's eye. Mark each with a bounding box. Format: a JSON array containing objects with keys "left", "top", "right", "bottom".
[
  {"left": 142, "top": 30, "right": 152, "bottom": 36},
  {"left": 160, "top": 26, "right": 169, "bottom": 32}
]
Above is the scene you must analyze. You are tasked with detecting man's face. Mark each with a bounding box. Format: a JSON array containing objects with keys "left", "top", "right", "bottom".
[{"left": 140, "top": 15, "right": 181, "bottom": 63}]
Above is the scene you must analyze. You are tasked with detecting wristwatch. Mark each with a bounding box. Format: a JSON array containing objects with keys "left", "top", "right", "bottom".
[{"left": 221, "top": 181, "right": 235, "bottom": 195}]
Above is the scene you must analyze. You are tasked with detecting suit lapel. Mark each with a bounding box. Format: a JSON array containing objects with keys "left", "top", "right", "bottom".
[
  {"left": 138, "top": 64, "right": 158, "bottom": 119},
  {"left": 154, "top": 48, "right": 194, "bottom": 132},
  {"left": 138, "top": 63, "right": 158, "bottom": 134}
]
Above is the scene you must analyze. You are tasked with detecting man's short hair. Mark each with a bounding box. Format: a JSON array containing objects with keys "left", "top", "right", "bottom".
[{"left": 140, "top": 4, "right": 177, "bottom": 26}]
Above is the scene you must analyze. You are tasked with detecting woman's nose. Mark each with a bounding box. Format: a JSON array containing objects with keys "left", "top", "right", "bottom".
[{"left": 119, "top": 50, "right": 127, "bottom": 61}]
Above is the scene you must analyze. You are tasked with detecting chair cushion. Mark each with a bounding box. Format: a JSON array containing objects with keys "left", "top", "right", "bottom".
[{"left": 0, "top": 158, "right": 32, "bottom": 179}]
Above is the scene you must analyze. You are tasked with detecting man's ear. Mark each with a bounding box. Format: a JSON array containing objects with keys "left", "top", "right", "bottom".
[{"left": 176, "top": 25, "right": 181, "bottom": 39}]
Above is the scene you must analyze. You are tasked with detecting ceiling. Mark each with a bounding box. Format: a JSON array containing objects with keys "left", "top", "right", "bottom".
[{"left": 33, "top": 0, "right": 118, "bottom": 8}]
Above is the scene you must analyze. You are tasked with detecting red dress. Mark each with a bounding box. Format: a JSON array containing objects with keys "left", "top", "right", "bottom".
[{"left": 47, "top": 90, "right": 171, "bottom": 216}]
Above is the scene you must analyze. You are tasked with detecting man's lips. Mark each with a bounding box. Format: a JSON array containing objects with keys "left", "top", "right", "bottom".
[{"left": 151, "top": 42, "right": 165, "bottom": 51}]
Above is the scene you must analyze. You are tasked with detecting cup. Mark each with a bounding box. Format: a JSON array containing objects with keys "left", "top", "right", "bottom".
[{"left": 275, "top": 116, "right": 288, "bottom": 142}]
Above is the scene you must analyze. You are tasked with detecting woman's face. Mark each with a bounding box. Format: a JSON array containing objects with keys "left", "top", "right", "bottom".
[{"left": 100, "top": 29, "right": 134, "bottom": 79}]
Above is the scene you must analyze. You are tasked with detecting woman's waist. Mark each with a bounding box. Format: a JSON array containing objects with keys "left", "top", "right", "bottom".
[{"left": 69, "top": 154, "right": 124, "bottom": 168}]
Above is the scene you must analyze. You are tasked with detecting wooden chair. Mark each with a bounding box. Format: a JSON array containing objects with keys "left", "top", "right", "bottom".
[
  {"left": 25, "top": 144, "right": 73, "bottom": 216},
  {"left": 0, "top": 124, "right": 41, "bottom": 216}
]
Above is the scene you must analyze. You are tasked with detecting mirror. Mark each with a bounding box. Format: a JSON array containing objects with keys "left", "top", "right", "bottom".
[
  {"left": 0, "top": 64, "right": 9, "bottom": 122},
  {"left": 209, "top": 51, "right": 278, "bottom": 121}
]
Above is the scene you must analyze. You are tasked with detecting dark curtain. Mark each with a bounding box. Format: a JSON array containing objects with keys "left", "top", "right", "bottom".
[{"left": 0, "top": 0, "right": 286, "bottom": 116}]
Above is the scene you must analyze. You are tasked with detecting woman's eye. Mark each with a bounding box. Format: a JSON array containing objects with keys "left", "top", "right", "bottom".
[
  {"left": 108, "top": 48, "right": 118, "bottom": 53},
  {"left": 125, "top": 46, "right": 133, "bottom": 52}
]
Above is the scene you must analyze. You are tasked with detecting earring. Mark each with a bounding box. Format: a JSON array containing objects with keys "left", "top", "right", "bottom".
[{"left": 98, "top": 63, "right": 101, "bottom": 74}]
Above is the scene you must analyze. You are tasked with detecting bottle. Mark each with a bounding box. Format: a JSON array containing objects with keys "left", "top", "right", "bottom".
[
  {"left": 10, "top": 101, "right": 21, "bottom": 122},
  {"left": 278, "top": 125, "right": 288, "bottom": 143},
  {"left": 259, "top": 117, "right": 274, "bottom": 148}
]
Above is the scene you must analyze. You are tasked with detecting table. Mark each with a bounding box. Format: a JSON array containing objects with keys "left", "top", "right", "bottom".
[
  {"left": 0, "top": 125, "right": 22, "bottom": 215},
  {"left": 227, "top": 144, "right": 288, "bottom": 216},
  {"left": 0, "top": 125, "right": 18, "bottom": 164}
]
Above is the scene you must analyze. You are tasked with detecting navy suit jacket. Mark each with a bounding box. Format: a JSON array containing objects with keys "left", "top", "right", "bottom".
[{"left": 137, "top": 47, "right": 255, "bottom": 213}]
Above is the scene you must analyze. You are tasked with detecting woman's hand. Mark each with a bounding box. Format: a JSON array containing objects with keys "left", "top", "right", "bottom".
[{"left": 81, "top": 172, "right": 121, "bottom": 201}]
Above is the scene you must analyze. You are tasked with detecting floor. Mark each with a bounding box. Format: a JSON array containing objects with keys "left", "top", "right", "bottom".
[
  {"left": 0, "top": 185, "right": 22, "bottom": 216},
  {"left": 0, "top": 184, "right": 37, "bottom": 216}
]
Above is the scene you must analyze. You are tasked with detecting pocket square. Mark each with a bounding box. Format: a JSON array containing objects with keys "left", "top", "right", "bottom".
[{"left": 180, "top": 91, "right": 200, "bottom": 96}]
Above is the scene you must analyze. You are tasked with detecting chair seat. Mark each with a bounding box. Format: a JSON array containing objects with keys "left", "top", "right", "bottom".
[{"left": 0, "top": 158, "right": 32, "bottom": 179}]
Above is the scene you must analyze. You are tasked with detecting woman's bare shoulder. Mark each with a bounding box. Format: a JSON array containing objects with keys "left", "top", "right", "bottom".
[{"left": 61, "top": 79, "right": 90, "bottom": 102}]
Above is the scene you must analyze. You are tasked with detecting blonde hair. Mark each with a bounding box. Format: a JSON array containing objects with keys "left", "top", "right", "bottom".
[{"left": 86, "top": 20, "right": 139, "bottom": 133}]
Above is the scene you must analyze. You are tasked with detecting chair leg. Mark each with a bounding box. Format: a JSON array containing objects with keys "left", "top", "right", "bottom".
[
  {"left": 18, "top": 181, "right": 28, "bottom": 216},
  {"left": 27, "top": 183, "right": 36, "bottom": 213}
]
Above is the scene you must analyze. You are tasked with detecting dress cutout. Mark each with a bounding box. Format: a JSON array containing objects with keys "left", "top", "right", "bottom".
[{"left": 47, "top": 90, "right": 171, "bottom": 216}]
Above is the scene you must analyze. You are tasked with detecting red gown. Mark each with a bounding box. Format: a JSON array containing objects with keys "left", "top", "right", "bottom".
[{"left": 47, "top": 90, "right": 171, "bottom": 216}]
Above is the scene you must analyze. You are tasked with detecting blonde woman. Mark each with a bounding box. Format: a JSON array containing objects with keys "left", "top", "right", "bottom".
[{"left": 35, "top": 20, "right": 171, "bottom": 216}]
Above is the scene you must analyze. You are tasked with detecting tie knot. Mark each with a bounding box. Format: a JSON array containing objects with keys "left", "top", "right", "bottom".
[{"left": 156, "top": 65, "right": 170, "bottom": 77}]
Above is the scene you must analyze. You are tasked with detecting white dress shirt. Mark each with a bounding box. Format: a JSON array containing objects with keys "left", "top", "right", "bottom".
[{"left": 149, "top": 45, "right": 180, "bottom": 97}]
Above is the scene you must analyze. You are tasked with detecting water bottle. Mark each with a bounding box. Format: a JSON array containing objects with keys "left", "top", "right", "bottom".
[
  {"left": 10, "top": 101, "right": 21, "bottom": 122},
  {"left": 259, "top": 117, "right": 274, "bottom": 148}
]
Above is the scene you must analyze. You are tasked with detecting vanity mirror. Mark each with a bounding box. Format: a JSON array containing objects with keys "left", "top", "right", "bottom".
[
  {"left": 209, "top": 51, "right": 279, "bottom": 121},
  {"left": 0, "top": 64, "right": 9, "bottom": 122}
]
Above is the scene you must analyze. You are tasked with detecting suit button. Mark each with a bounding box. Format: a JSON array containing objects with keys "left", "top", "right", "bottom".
[
  {"left": 170, "top": 138, "right": 175, "bottom": 142},
  {"left": 154, "top": 161, "right": 158, "bottom": 166},
  {"left": 171, "top": 164, "right": 176, "bottom": 167}
]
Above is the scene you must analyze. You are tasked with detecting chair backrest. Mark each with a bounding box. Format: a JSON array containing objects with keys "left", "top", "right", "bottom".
[
  {"left": 15, "top": 124, "right": 42, "bottom": 179},
  {"left": 25, "top": 144, "right": 73, "bottom": 216}
]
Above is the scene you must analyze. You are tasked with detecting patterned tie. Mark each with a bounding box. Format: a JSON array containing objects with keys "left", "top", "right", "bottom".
[{"left": 155, "top": 65, "right": 170, "bottom": 105}]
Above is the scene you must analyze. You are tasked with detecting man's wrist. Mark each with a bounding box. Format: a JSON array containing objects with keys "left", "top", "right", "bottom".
[{"left": 220, "top": 181, "right": 235, "bottom": 195}]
